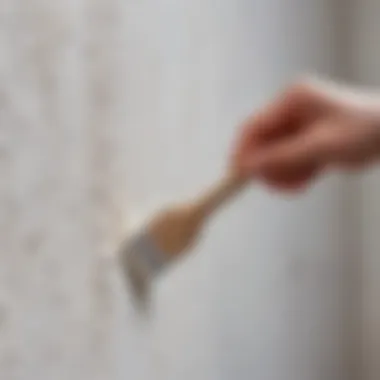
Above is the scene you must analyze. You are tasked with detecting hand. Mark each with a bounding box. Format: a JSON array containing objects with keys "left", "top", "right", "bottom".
[{"left": 231, "top": 77, "right": 380, "bottom": 192}]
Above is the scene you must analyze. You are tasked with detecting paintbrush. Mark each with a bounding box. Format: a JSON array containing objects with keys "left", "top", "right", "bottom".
[{"left": 118, "top": 168, "right": 250, "bottom": 310}]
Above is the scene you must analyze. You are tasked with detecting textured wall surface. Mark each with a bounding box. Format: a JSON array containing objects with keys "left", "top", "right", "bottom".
[
  {"left": 0, "top": 1, "right": 130, "bottom": 379},
  {"left": 0, "top": 1, "right": 360, "bottom": 380}
]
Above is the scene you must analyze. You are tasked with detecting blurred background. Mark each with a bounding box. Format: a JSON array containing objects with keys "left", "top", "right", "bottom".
[{"left": 0, "top": 0, "right": 379, "bottom": 379}]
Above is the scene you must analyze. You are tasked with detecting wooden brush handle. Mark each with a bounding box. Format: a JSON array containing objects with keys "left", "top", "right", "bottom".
[
  {"left": 190, "top": 172, "right": 249, "bottom": 220},
  {"left": 149, "top": 171, "right": 249, "bottom": 258}
]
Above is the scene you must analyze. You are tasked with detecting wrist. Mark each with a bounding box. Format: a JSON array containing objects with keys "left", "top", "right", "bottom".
[{"left": 352, "top": 98, "right": 380, "bottom": 160}]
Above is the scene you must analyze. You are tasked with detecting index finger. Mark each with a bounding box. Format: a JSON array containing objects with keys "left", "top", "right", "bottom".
[{"left": 233, "top": 87, "right": 302, "bottom": 162}]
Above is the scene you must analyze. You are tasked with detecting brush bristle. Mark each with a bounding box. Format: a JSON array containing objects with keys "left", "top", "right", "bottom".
[{"left": 118, "top": 230, "right": 169, "bottom": 311}]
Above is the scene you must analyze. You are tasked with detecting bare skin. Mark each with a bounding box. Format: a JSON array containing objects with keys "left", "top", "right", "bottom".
[{"left": 231, "top": 77, "right": 380, "bottom": 192}]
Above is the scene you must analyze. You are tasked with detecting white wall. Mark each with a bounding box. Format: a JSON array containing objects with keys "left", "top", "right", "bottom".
[
  {"left": 125, "top": 1, "right": 359, "bottom": 380},
  {"left": 0, "top": 0, "right": 362, "bottom": 379}
]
